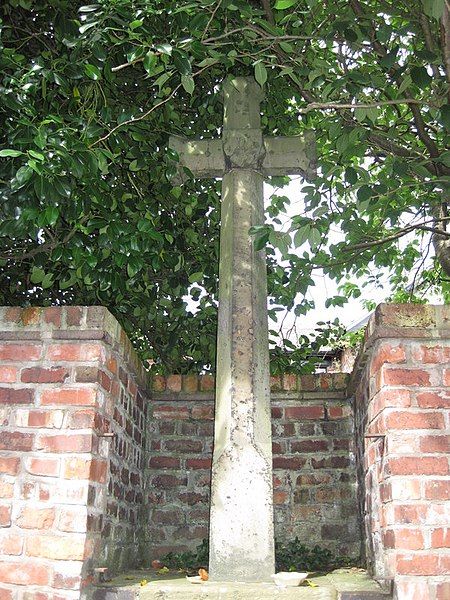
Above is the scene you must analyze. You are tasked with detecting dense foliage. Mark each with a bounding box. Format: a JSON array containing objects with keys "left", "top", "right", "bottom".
[{"left": 1, "top": 0, "right": 449, "bottom": 371}]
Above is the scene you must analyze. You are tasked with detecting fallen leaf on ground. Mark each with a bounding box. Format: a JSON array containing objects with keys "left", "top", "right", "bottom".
[
  {"left": 151, "top": 560, "right": 163, "bottom": 569},
  {"left": 157, "top": 566, "right": 170, "bottom": 575},
  {"left": 199, "top": 568, "right": 209, "bottom": 581},
  {"left": 140, "top": 579, "right": 148, "bottom": 586},
  {"left": 306, "top": 579, "right": 318, "bottom": 587}
]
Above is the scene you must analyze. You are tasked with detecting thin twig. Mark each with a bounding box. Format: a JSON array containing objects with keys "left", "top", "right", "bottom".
[{"left": 298, "top": 98, "right": 423, "bottom": 114}]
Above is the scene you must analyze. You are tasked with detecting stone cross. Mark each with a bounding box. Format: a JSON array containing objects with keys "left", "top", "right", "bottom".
[{"left": 169, "top": 77, "right": 316, "bottom": 581}]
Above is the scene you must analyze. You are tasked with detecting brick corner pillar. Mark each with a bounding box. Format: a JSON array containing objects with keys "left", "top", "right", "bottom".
[
  {"left": 350, "top": 303, "right": 450, "bottom": 600},
  {"left": 0, "top": 306, "right": 149, "bottom": 600}
]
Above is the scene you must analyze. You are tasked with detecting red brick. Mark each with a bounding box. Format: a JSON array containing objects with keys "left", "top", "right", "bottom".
[
  {"left": 431, "top": 527, "right": 450, "bottom": 548},
  {"left": 166, "top": 375, "right": 182, "bottom": 392},
  {"left": 0, "top": 388, "right": 33, "bottom": 404},
  {"left": 389, "top": 456, "right": 448, "bottom": 476},
  {"left": 36, "top": 434, "right": 92, "bottom": 453},
  {"left": 20, "top": 307, "right": 41, "bottom": 325},
  {"left": 0, "top": 589, "right": 13, "bottom": 600},
  {"left": 152, "top": 375, "right": 166, "bottom": 392},
  {"left": 191, "top": 405, "right": 214, "bottom": 420},
  {"left": 182, "top": 375, "right": 198, "bottom": 392},
  {"left": 0, "top": 432, "right": 33, "bottom": 451},
  {"left": 370, "top": 343, "right": 406, "bottom": 374},
  {"left": 26, "top": 534, "right": 86, "bottom": 560},
  {"left": 0, "top": 561, "right": 50, "bottom": 585},
  {"left": 395, "top": 553, "right": 440, "bottom": 575},
  {"left": 390, "top": 528, "right": 424, "bottom": 549},
  {"left": 0, "top": 532, "right": 23, "bottom": 555},
  {"left": 424, "top": 479, "right": 450, "bottom": 500},
  {"left": 0, "top": 344, "right": 41, "bottom": 361},
  {"left": 0, "top": 505, "right": 11, "bottom": 527},
  {"left": 153, "top": 474, "right": 187, "bottom": 489},
  {"left": 17, "top": 506, "right": 55, "bottom": 529},
  {"left": 385, "top": 411, "right": 444, "bottom": 430},
  {"left": 285, "top": 405, "right": 324, "bottom": 420},
  {"left": 165, "top": 439, "right": 202, "bottom": 453},
  {"left": 444, "top": 369, "right": 450, "bottom": 386},
  {"left": 273, "top": 456, "right": 305, "bottom": 469},
  {"left": 372, "top": 388, "right": 411, "bottom": 410},
  {"left": 298, "top": 375, "right": 316, "bottom": 391},
  {"left": 90, "top": 459, "right": 107, "bottom": 483},
  {"left": 27, "top": 457, "right": 59, "bottom": 476},
  {"left": 43, "top": 307, "right": 62, "bottom": 326},
  {"left": 41, "top": 388, "right": 96, "bottom": 406},
  {"left": 24, "top": 409, "right": 62, "bottom": 428},
  {"left": 0, "top": 367, "right": 17, "bottom": 383},
  {"left": 153, "top": 405, "right": 189, "bottom": 419},
  {"left": 273, "top": 491, "right": 288, "bottom": 504},
  {"left": 291, "top": 439, "right": 329, "bottom": 452},
  {"left": 282, "top": 374, "right": 297, "bottom": 391},
  {"left": 66, "top": 306, "right": 83, "bottom": 326},
  {"left": 412, "top": 344, "right": 450, "bottom": 363},
  {"left": 435, "top": 582, "right": 450, "bottom": 600},
  {"left": 383, "top": 368, "right": 431, "bottom": 386},
  {"left": 199, "top": 374, "right": 214, "bottom": 391},
  {"left": 67, "top": 409, "right": 96, "bottom": 429},
  {"left": 148, "top": 456, "right": 180, "bottom": 469},
  {"left": 4, "top": 307, "right": 21, "bottom": 322},
  {"left": 21, "top": 367, "right": 69, "bottom": 383},
  {"left": 63, "top": 457, "right": 91, "bottom": 479},
  {"left": 0, "top": 457, "right": 19, "bottom": 475},
  {"left": 270, "top": 376, "right": 282, "bottom": 391},
  {"left": 106, "top": 356, "right": 118, "bottom": 375},
  {"left": 185, "top": 458, "right": 212, "bottom": 469},
  {"left": 420, "top": 435, "right": 450, "bottom": 453},
  {"left": 416, "top": 392, "right": 450, "bottom": 408},
  {"left": 46, "top": 343, "right": 101, "bottom": 361},
  {"left": 0, "top": 481, "right": 13, "bottom": 499},
  {"left": 271, "top": 407, "right": 283, "bottom": 419}
]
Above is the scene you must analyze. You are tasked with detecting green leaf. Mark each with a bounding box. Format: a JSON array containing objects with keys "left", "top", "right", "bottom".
[
  {"left": 156, "top": 43, "right": 172, "bottom": 55},
  {"left": 84, "top": 64, "right": 101, "bottom": 80},
  {"left": 129, "top": 19, "right": 143, "bottom": 29},
  {"left": 308, "top": 227, "right": 322, "bottom": 248},
  {"left": 143, "top": 51, "right": 158, "bottom": 74},
  {"left": 0, "top": 149, "right": 23, "bottom": 157},
  {"left": 410, "top": 66, "right": 432, "bottom": 88},
  {"left": 181, "top": 74, "right": 195, "bottom": 94},
  {"left": 422, "top": 0, "right": 444, "bottom": 20},
  {"left": 188, "top": 271, "right": 203, "bottom": 283},
  {"left": 274, "top": 0, "right": 297, "bottom": 9},
  {"left": 30, "top": 267, "right": 45, "bottom": 284},
  {"left": 44, "top": 206, "right": 59, "bottom": 226},
  {"left": 41, "top": 272, "right": 54, "bottom": 289},
  {"left": 173, "top": 49, "right": 191, "bottom": 75},
  {"left": 254, "top": 62, "right": 267, "bottom": 87},
  {"left": 28, "top": 150, "right": 45, "bottom": 161},
  {"left": 294, "top": 225, "right": 310, "bottom": 247}
]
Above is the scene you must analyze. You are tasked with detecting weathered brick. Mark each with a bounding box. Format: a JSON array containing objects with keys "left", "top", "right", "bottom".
[
  {"left": 0, "top": 432, "right": 33, "bottom": 451},
  {"left": 46, "top": 343, "right": 101, "bottom": 361},
  {"left": 282, "top": 374, "right": 297, "bottom": 391},
  {"left": 0, "top": 504, "right": 11, "bottom": 527},
  {"left": 43, "top": 307, "right": 62, "bottom": 326},
  {"left": 0, "top": 481, "right": 13, "bottom": 499},
  {"left": 285, "top": 405, "right": 324, "bottom": 420},
  {"left": 395, "top": 553, "right": 440, "bottom": 575},
  {"left": 26, "top": 534, "right": 86, "bottom": 560},
  {"left": 199, "top": 374, "right": 214, "bottom": 391},
  {"left": 185, "top": 458, "right": 212, "bottom": 469},
  {"left": 273, "top": 456, "right": 305, "bottom": 470},
  {"left": 148, "top": 456, "right": 180, "bottom": 469},
  {"left": 35, "top": 434, "right": 93, "bottom": 453},
  {"left": 164, "top": 439, "right": 203, "bottom": 453},
  {"left": 291, "top": 439, "right": 329, "bottom": 453},
  {"left": 21, "top": 367, "right": 69, "bottom": 383},
  {"left": 17, "top": 507, "right": 55, "bottom": 529},
  {"left": 0, "top": 387, "right": 33, "bottom": 404},
  {"left": 41, "top": 388, "right": 97, "bottom": 406},
  {"left": 26, "top": 457, "right": 60, "bottom": 477},
  {"left": 0, "top": 561, "right": 50, "bottom": 586},
  {"left": 0, "top": 457, "right": 19, "bottom": 475},
  {"left": 431, "top": 527, "right": 450, "bottom": 548},
  {"left": 0, "top": 532, "right": 23, "bottom": 555},
  {"left": 389, "top": 456, "right": 449, "bottom": 476},
  {"left": 0, "top": 367, "right": 17, "bottom": 383},
  {"left": 419, "top": 435, "right": 450, "bottom": 453},
  {"left": 153, "top": 474, "right": 188, "bottom": 489},
  {"left": 424, "top": 479, "right": 450, "bottom": 500},
  {"left": 191, "top": 405, "right": 214, "bottom": 420},
  {"left": 166, "top": 375, "right": 182, "bottom": 392},
  {"left": 416, "top": 391, "right": 450, "bottom": 408},
  {"left": 66, "top": 306, "right": 83, "bottom": 326},
  {"left": 182, "top": 375, "right": 198, "bottom": 392},
  {"left": 385, "top": 411, "right": 445, "bottom": 430},
  {"left": 370, "top": 343, "right": 406, "bottom": 374},
  {"left": 153, "top": 405, "right": 189, "bottom": 420},
  {"left": 0, "top": 344, "right": 41, "bottom": 361},
  {"left": 383, "top": 368, "right": 431, "bottom": 386}
]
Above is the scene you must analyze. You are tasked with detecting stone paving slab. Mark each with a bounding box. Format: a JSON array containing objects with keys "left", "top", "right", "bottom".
[{"left": 89, "top": 568, "right": 391, "bottom": 600}]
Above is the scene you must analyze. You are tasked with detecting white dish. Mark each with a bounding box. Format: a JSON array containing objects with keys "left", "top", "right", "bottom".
[{"left": 271, "top": 572, "right": 309, "bottom": 587}]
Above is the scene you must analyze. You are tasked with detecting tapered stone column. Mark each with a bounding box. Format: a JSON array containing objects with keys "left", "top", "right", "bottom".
[{"left": 169, "top": 76, "right": 316, "bottom": 582}]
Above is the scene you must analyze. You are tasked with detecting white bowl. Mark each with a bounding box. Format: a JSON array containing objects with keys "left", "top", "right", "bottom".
[{"left": 271, "top": 572, "right": 308, "bottom": 587}]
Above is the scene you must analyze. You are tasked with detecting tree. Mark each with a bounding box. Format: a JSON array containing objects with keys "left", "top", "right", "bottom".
[{"left": 1, "top": 0, "right": 449, "bottom": 372}]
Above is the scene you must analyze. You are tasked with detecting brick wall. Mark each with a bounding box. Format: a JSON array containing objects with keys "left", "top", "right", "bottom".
[
  {"left": 146, "top": 371, "right": 360, "bottom": 560},
  {"left": 351, "top": 304, "right": 450, "bottom": 600},
  {"left": 0, "top": 307, "right": 148, "bottom": 600}
]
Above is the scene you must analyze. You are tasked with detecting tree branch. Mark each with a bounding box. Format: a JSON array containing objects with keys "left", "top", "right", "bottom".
[{"left": 298, "top": 98, "right": 423, "bottom": 113}]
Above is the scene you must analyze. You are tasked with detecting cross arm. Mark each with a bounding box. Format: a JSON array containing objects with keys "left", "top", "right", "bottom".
[
  {"left": 262, "top": 132, "right": 317, "bottom": 180},
  {"left": 169, "top": 135, "right": 225, "bottom": 179}
]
